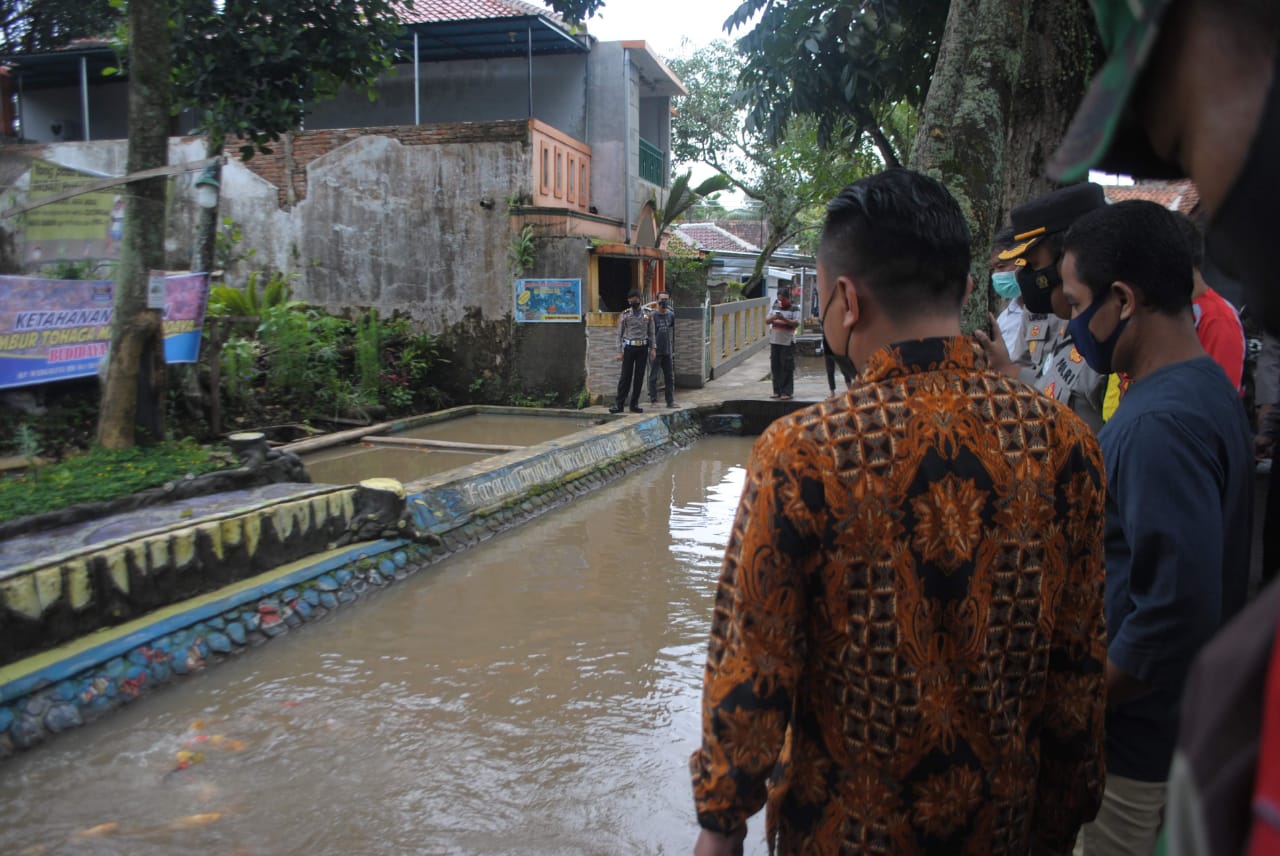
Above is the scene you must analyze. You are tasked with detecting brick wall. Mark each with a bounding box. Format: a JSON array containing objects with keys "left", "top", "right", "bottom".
[
  {"left": 673, "top": 306, "right": 707, "bottom": 388},
  {"left": 236, "top": 120, "right": 532, "bottom": 209}
]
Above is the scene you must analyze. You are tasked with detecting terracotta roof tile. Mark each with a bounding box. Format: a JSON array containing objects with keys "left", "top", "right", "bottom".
[
  {"left": 392, "top": 0, "right": 567, "bottom": 26},
  {"left": 675, "top": 223, "right": 761, "bottom": 254},
  {"left": 1103, "top": 179, "right": 1200, "bottom": 214}
]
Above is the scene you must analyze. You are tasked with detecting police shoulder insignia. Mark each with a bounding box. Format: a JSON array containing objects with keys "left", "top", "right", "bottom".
[
  {"left": 1044, "top": 381, "right": 1057, "bottom": 399},
  {"left": 1029, "top": 325, "right": 1042, "bottom": 337},
  {"left": 1069, "top": 347, "right": 1083, "bottom": 363}
]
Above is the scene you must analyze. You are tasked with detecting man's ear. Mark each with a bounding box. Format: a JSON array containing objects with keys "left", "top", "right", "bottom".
[
  {"left": 962, "top": 273, "right": 975, "bottom": 304},
  {"left": 839, "top": 275, "right": 860, "bottom": 330},
  {"left": 1114, "top": 282, "right": 1136, "bottom": 320}
]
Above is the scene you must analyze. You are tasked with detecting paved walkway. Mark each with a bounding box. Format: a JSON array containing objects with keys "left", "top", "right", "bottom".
[{"left": 588, "top": 343, "right": 839, "bottom": 414}]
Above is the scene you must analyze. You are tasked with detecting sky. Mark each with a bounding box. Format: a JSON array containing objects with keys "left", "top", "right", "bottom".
[{"left": 577, "top": 0, "right": 748, "bottom": 59}]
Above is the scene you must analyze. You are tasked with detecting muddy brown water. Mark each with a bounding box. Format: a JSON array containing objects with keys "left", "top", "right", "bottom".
[
  {"left": 302, "top": 413, "right": 606, "bottom": 486},
  {"left": 0, "top": 436, "right": 768, "bottom": 855}
]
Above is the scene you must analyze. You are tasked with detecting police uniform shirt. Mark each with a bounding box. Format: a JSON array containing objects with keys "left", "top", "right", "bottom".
[
  {"left": 617, "top": 307, "right": 654, "bottom": 350},
  {"left": 1016, "top": 311, "right": 1065, "bottom": 372},
  {"left": 1031, "top": 326, "right": 1106, "bottom": 433}
]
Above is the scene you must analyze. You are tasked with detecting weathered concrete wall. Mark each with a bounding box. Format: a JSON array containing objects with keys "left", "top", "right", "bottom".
[
  {"left": 308, "top": 54, "right": 590, "bottom": 145},
  {"left": 0, "top": 123, "right": 596, "bottom": 398},
  {"left": 674, "top": 305, "right": 708, "bottom": 388}
]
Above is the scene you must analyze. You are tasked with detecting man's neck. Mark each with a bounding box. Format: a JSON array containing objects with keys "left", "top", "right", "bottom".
[
  {"left": 854, "top": 316, "right": 964, "bottom": 365},
  {"left": 1122, "top": 312, "right": 1205, "bottom": 381},
  {"left": 1191, "top": 271, "right": 1209, "bottom": 300}
]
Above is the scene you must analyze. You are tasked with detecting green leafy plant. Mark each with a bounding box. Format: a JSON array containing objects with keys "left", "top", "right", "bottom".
[
  {"left": 208, "top": 270, "right": 297, "bottom": 319},
  {"left": 221, "top": 335, "right": 260, "bottom": 407},
  {"left": 355, "top": 309, "right": 383, "bottom": 399},
  {"left": 509, "top": 224, "right": 537, "bottom": 277},
  {"left": 214, "top": 217, "right": 257, "bottom": 274}
]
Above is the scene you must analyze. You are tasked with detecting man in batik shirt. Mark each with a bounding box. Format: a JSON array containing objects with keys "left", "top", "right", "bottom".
[{"left": 691, "top": 169, "right": 1107, "bottom": 856}]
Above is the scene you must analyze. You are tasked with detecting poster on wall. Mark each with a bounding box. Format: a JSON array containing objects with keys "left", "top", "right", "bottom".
[
  {"left": 0, "top": 272, "right": 211, "bottom": 390},
  {"left": 22, "top": 159, "right": 124, "bottom": 264},
  {"left": 514, "top": 278, "right": 582, "bottom": 323}
]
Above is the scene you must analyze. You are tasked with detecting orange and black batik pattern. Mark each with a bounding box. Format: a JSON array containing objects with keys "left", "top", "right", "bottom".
[{"left": 691, "top": 337, "right": 1108, "bottom": 855}]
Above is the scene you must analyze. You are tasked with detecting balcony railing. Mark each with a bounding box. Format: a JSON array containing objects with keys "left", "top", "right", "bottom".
[{"left": 638, "top": 137, "right": 664, "bottom": 186}]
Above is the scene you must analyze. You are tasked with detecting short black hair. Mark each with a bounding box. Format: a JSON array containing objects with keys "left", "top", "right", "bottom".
[
  {"left": 819, "top": 169, "right": 971, "bottom": 321},
  {"left": 992, "top": 226, "right": 1017, "bottom": 253},
  {"left": 1172, "top": 211, "right": 1205, "bottom": 270},
  {"left": 627, "top": 289, "right": 640, "bottom": 299},
  {"left": 1063, "top": 200, "right": 1193, "bottom": 315}
]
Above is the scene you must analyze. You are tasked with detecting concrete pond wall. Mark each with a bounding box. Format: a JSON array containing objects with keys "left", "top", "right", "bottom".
[{"left": 0, "top": 406, "right": 704, "bottom": 757}]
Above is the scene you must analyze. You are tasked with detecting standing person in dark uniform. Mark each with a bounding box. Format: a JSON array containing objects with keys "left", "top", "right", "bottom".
[
  {"left": 648, "top": 290, "right": 677, "bottom": 408},
  {"left": 609, "top": 290, "right": 654, "bottom": 414}
]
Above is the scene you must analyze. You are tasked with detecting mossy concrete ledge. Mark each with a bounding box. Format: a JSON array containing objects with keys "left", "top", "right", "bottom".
[
  {"left": 0, "top": 409, "right": 704, "bottom": 758},
  {"left": 0, "top": 486, "right": 364, "bottom": 667}
]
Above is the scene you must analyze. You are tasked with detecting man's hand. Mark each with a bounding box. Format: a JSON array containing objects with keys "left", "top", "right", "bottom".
[
  {"left": 616, "top": 351, "right": 623, "bottom": 362},
  {"left": 974, "top": 312, "right": 1018, "bottom": 377},
  {"left": 694, "top": 825, "right": 746, "bottom": 856},
  {"left": 650, "top": 347, "right": 657, "bottom": 358},
  {"left": 1257, "top": 432, "right": 1275, "bottom": 459}
]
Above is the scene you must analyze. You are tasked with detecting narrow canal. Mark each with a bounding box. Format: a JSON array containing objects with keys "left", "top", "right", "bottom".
[{"left": 0, "top": 436, "right": 765, "bottom": 855}]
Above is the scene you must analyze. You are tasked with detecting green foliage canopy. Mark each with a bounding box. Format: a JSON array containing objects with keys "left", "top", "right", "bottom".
[
  {"left": 727, "top": 0, "right": 949, "bottom": 159},
  {"left": 172, "top": 0, "right": 411, "bottom": 158}
]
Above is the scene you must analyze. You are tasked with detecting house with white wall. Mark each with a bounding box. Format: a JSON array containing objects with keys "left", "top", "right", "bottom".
[{"left": 0, "top": 0, "right": 688, "bottom": 402}]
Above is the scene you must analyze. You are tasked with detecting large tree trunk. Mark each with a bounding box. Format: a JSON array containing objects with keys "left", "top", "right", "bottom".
[
  {"left": 1002, "top": 0, "right": 1101, "bottom": 214},
  {"left": 97, "top": 0, "right": 172, "bottom": 448},
  {"left": 909, "top": 0, "right": 1032, "bottom": 333}
]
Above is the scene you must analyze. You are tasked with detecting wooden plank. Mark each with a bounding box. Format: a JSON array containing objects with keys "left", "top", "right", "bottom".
[
  {"left": 2, "top": 157, "right": 222, "bottom": 218},
  {"left": 364, "top": 435, "right": 524, "bottom": 454}
]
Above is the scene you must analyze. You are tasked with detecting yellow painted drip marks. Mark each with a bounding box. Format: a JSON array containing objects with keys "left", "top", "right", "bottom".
[
  {"left": 311, "top": 496, "right": 328, "bottom": 528},
  {"left": 199, "top": 522, "right": 224, "bottom": 561},
  {"left": 2, "top": 575, "right": 40, "bottom": 620},
  {"left": 104, "top": 547, "right": 130, "bottom": 594},
  {"left": 66, "top": 560, "right": 91, "bottom": 611},
  {"left": 296, "top": 500, "right": 312, "bottom": 534},
  {"left": 173, "top": 531, "right": 196, "bottom": 569},
  {"left": 148, "top": 538, "right": 169, "bottom": 571},
  {"left": 34, "top": 567, "right": 62, "bottom": 611},
  {"left": 220, "top": 518, "right": 243, "bottom": 549},
  {"left": 128, "top": 544, "right": 149, "bottom": 577},
  {"left": 244, "top": 515, "right": 261, "bottom": 556},
  {"left": 273, "top": 505, "right": 294, "bottom": 540}
]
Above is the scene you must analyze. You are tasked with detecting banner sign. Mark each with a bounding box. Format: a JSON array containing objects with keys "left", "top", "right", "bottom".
[
  {"left": 0, "top": 273, "right": 211, "bottom": 390},
  {"left": 514, "top": 278, "right": 582, "bottom": 323},
  {"left": 23, "top": 159, "right": 124, "bottom": 264}
]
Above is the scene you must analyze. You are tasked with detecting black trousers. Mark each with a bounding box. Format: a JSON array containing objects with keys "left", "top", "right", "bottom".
[
  {"left": 825, "top": 350, "right": 853, "bottom": 392},
  {"left": 616, "top": 345, "right": 648, "bottom": 408},
  {"left": 648, "top": 352, "right": 674, "bottom": 404},
  {"left": 771, "top": 343, "right": 795, "bottom": 397},
  {"left": 1265, "top": 459, "right": 1280, "bottom": 586}
]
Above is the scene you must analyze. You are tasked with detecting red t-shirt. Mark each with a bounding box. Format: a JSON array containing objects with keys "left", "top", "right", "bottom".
[{"left": 1194, "top": 287, "right": 1245, "bottom": 394}]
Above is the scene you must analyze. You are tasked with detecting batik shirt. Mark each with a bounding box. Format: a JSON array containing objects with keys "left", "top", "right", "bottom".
[{"left": 691, "top": 337, "right": 1107, "bottom": 855}]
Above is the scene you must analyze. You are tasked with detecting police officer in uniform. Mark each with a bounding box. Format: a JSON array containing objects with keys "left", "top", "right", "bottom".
[
  {"left": 977, "top": 183, "right": 1108, "bottom": 432},
  {"left": 609, "top": 289, "right": 655, "bottom": 414}
]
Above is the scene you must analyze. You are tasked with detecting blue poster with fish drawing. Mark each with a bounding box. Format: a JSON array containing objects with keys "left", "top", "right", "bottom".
[{"left": 514, "top": 279, "right": 582, "bottom": 323}]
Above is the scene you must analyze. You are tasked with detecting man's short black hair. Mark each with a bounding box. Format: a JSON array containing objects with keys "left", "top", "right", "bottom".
[
  {"left": 819, "top": 169, "right": 971, "bottom": 322},
  {"left": 1063, "top": 200, "right": 1193, "bottom": 316},
  {"left": 627, "top": 289, "right": 641, "bottom": 299},
  {"left": 992, "top": 225, "right": 1017, "bottom": 252},
  {"left": 1172, "top": 211, "right": 1205, "bottom": 270}
]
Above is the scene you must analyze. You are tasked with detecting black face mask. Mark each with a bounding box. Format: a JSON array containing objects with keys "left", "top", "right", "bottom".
[
  {"left": 659, "top": 299, "right": 669, "bottom": 308},
  {"left": 1016, "top": 261, "right": 1060, "bottom": 315},
  {"left": 629, "top": 301, "right": 641, "bottom": 311},
  {"left": 1205, "top": 55, "right": 1280, "bottom": 334}
]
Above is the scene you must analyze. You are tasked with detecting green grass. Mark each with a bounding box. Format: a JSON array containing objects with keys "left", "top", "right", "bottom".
[{"left": 0, "top": 439, "right": 232, "bottom": 525}]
